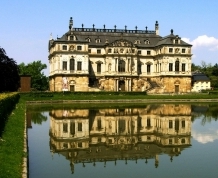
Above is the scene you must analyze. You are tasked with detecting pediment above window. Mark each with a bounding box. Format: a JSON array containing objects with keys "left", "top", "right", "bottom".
[{"left": 95, "top": 60, "right": 103, "bottom": 64}]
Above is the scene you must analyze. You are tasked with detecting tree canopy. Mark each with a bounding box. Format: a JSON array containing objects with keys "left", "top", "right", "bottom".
[
  {"left": 0, "top": 47, "right": 20, "bottom": 92},
  {"left": 19, "top": 61, "right": 48, "bottom": 91}
]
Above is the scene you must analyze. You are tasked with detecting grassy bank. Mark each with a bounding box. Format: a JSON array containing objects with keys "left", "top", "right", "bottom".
[
  {"left": 21, "top": 91, "right": 218, "bottom": 101},
  {"left": 0, "top": 94, "right": 25, "bottom": 178}
]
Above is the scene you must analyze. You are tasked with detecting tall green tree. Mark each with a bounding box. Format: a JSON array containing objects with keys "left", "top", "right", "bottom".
[
  {"left": 0, "top": 47, "right": 20, "bottom": 92},
  {"left": 19, "top": 61, "right": 48, "bottom": 91}
]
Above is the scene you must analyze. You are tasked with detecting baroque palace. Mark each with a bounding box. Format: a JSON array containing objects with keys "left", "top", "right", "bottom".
[
  {"left": 48, "top": 17, "right": 192, "bottom": 93},
  {"left": 47, "top": 104, "right": 191, "bottom": 173}
]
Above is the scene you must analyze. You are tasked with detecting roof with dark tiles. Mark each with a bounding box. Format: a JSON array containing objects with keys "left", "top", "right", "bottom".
[
  {"left": 192, "top": 73, "right": 210, "bottom": 81},
  {"left": 49, "top": 20, "right": 192, "bottom": 49}
]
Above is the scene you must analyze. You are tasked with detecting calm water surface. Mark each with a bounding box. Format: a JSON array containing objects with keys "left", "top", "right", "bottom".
[{"left": 27, "top": 104, "right": 218, "bottom": 178}]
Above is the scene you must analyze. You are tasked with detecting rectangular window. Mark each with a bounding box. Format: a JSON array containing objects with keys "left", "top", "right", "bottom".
[
  {"left": 78, "top": 123, "right": 82, "bottom": 131},
  {"left": 181, "top": 138, "right": 186, "bottom": 144},
  {"left": 169, "top": 63, "right": 173, "bottom": 71},
  {"left": 97, "top": 119, "right": 101, "bottom": 130},
  {"left": 147, "top": 118, "right": 151, "bottom": 127},
  {"left": 78, "top": 142, "right": 82, "bottom": 147},
  {"left": 97, "top": 49, "right": 101, "bottom": 54},
  {"left": 97, "top": 63, "right": 101, "bottom": 73},
  {"left": 62, "top": 45, "right": 67, "bottom": 50},
  {"left": 77, "top": 46, "right": 82, "bottom": 50},
  {"left": 138, "top": 50, "right": 141, "bottom": 54},
  {"left": 169, "top": 120, "right": 173, "bottom": 128},
  {"left": 63, "top": 123, "right": 68, "bottom": 133},
  {"left": 182, "top": 120, "right": 185, "bottom": 128},
  {"left": 147, "top": 50, "right": 151, "bottom": 55},
  {"left": 108, "top": 48, "right": 112, "bottom": 53},
  {"left": 182, "top": 63, "right": 186, "bottom": 71},
  {"left": 182, "top": 48, "right": 186, "bottom": 53},
  {"left": 88, "top": 49, "right": 91, "bottom": 53},
  {"left": 77, "top": 61, "right": 82, "bottom": 71},
  {"left": 169, "top": 48, "right": 173, "bottom": 53},
  {"left": 63, "top": 61, "right": 67, "bottom": 70}
]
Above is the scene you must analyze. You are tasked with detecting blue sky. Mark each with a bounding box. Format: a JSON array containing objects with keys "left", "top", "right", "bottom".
[{"left": 1, "top": 0, "right": 218, "bottom": 76}]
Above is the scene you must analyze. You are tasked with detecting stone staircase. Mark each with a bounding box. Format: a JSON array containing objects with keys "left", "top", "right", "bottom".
[{"left": 146, "top": 81, "right": 163, "bottom": 94}]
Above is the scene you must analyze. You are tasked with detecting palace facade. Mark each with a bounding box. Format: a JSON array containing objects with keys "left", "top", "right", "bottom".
[
  {"left": 48, "top": 17, "right": 192, "bottom": 93},
  {"left": 49, "top": 104, "right": 191, "bottom": 173}
]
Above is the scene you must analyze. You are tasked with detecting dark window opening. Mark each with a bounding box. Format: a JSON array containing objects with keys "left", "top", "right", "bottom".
[
  {"left": 169, "top": 63, "right": 173, "bottom": 71},
  {"left": 62, "top": 45, "right": 67, "bottom": 50},
  {"left": 169, "top": 48, "right": 173, "bottom": 53},
  {"left": 77, "top": 46, "right": 82, "bottom": 50},
  {"left": 77, "top": 61, "right": 82, "bottom": 71},
  {"left": 70, "top": 59, "right": 75, "bottom": 71},
  {"left": 70, "top": 122, "right": 75, "bottom": 135},
  {"left": 182, "top": 63, "right": 185, "bottom": 71},
  {"left": 169, "top": 120, "right": 173, "bottom": 129},
  {"left": 78, "top": 123, "right": 82, "bottom": 131},
  {"left": 63, "top": 61, "right": 67, "bottom": 70},
  {"left": 78, "top": 142, "right": 82, "bottom": 147},
  {"left": 175, "top": 61, "right": 179, "bottom": 72},
  {"left": 147, "top": 51, "right": 151, "bottom": 55},
  {"left": 182, "top": 120, "right": 185, "bottom": 128},
  {"left": 97, "top": 49, "right": 101, "bottom": 54},
  {"left": 118, "top": 60, "right": 125, "bottom": 72},
  {"left": 97, "top": 63, "right": 101, "bottom": 73},
  {"left": 147, "top": 118, "right": 151, "bottom": 127},
  {"left": 147, "top": 64, "right": 151, "bottom": 73},
  {"left": 63, "top": 123, "right": 68, "bottom": 133},
  {"left": 182, "top": 48, "right": 186, "bottom": 53},
  {"left": 97, "top": 119, "right": 101, "bottom": 130}
]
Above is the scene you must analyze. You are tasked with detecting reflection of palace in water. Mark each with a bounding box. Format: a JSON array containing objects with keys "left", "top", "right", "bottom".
[{"left": 49, "top": 104, "right": 191, "bottom": 173}]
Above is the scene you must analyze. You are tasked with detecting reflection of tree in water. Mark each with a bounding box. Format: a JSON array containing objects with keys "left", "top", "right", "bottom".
[
  {"left": 29, "top": 112, "right": 48, "bottom": 124},
  {"left": 191, "top": 104, "right": 218, "bottom": 125}
]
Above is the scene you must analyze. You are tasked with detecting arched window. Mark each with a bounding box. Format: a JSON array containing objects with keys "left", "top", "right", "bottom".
[
  {"left": 118, "top": 60, "right": 125, "bottom": 72},
  {"left": 70, "top": 58, "right": 75, "bottom": 71},
  {"left": 175, "top": 60, "right": 179, "bottom": 72}
]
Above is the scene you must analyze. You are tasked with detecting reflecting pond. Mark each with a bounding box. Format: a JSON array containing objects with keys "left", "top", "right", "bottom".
[{"left": 27, "top": 104, "right": 218, "bottom": 178}]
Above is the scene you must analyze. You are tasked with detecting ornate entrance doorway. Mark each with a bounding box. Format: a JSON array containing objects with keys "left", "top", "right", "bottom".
[{"left": 119, "top": 80, "right": 125, "bottom": 91}]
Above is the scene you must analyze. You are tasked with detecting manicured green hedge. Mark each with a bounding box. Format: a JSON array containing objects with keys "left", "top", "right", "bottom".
[{"left": 0, "top": 93, "right": 20, "bottom": 135}]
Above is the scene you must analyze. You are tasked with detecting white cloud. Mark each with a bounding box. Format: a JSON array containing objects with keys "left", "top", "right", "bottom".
[
  {"left": 182, "top": 35, "right": 218, "bottom": 50},
  {"left": 192, "top": 130, "right": 218, "bottom": 144}
]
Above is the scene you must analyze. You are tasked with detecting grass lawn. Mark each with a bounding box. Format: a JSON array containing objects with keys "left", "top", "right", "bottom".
[
  {"left": 21, "top": 91, "right": 218, "bottom": 101},
  {"left": 0, "top": 96, "right": 25, "bottom": 178}
]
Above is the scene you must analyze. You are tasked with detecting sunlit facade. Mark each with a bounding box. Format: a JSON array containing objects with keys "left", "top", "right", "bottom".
[{"left": 48, "top": 18, "right": 192, "bottom": 93}]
